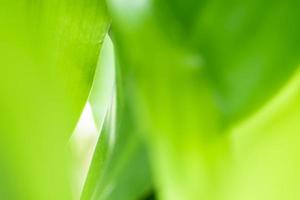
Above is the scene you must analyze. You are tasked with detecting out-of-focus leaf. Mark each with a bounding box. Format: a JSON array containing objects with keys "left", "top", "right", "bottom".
[
  {"left": 224, "top": 69, "right": 300, "bottom": 200},
  {"left": 107, "top": 0, "right": 300, "bottom": 200},
  {"left": 153, "top": 0, "right": 205, "bottom": 41},
  {"left": 91, "top": 99, "right": 152, "bottom": 200},
  {"left": 81, "top": 36, "right": 153, "bottom": 200},
  {"left": 196, "top": 1, "right": 300, "bottom": 124},
  {"left": 0, "top": 1, "right": 109, "bottom": 200},
  {"left": 153, "top": 0, "right": 300, "bottom": 124}
]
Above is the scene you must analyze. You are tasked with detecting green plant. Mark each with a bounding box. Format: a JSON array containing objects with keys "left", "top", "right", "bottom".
[{"left": 1, "top": 1, "right": 300, "bottom": 200}]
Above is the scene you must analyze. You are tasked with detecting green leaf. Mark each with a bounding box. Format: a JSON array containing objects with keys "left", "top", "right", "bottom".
[
  {"left": 153, "top": 0, "right": 300, "bottom": 124},
  {"left": 81, "top": 36, "right": 153, "bottom": 200},
  {"left": 107, "top": 0, "right": 300, "bottom": 200},
  {"left": 89, "top": 97, "right": 152, "bottom": 200},
  {"left": 0, "top": 1, "right": 110, "bottom": 199},
  {"left": 226, "top": 69, "right": 300, "bottom": 200}
]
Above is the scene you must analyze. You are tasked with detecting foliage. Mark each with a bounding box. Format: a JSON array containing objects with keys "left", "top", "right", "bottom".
[{"left": 1, "top": 0, "right": 300, "bottom": 200}]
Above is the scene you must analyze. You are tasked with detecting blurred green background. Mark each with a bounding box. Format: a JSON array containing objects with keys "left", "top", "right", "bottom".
[{"left": 1, "top": 0, "right": 300, "bottom": 200}]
